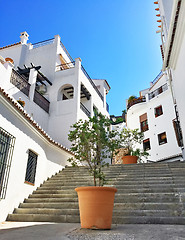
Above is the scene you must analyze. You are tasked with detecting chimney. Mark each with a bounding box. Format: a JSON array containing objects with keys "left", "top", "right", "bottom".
[{"left": 20, "top": 31, "right": 29, "bottom": 44}]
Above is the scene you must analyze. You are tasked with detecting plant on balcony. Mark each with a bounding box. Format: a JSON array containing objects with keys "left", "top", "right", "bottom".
[
  {"left": 68, "top": 113, "right": 119, "bottom": 229},
  {"left": 128, "top": 95, "right": 137, "bottom": 103},
  {"left": 119, "top": 128, "right": 149, "bottom": 164},
  {"left": 17, "top": 98, "right": 25, "bottom": 107}
]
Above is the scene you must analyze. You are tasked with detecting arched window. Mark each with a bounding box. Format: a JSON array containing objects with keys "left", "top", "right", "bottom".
[{"left": 57, "top": 84, "right": 74, "bottom": 101}]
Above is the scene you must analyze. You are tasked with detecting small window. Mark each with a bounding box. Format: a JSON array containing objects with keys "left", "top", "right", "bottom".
[
  {"left": 25, "top": 150, "right": 38, "bottom": 185},
  {"left": 158, "top": 132, "right": 167, "bottom": 145},
  {"left": 140, "top": 120, "right": 149, "bottom": 132},
  {"left": 155, "top": 105, "right": 163, "bottom": 117},
  {"left": 139, "top": 113, "right": 149, "bottom": 132},
  {"left": 143, "top": 138, "right": 151, "bottom": 151}
]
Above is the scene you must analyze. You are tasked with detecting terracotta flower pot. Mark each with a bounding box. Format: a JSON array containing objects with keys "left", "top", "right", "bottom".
[
  {"left": 122, "top": 155, "right": 138, "bottom": 164},
  {"left": 75, "top": 186, "right": 117, "bottom": 229}
]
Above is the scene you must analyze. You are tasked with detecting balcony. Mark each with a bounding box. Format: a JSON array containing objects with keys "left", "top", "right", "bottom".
[
  {"left": 80, "top": 102, "right": 90, "bottom": 118},
  {"left": 10, "top": 69, "right": 30, "bottom": 97},
  {"left": 148, "top": 83, "right": 168, "bottom": 100},
  {"left": 81, "top": 65, "right": 104, "bottom": 102},
  {"left": 127, "top": 96, "right": 146, "bottom": 110},
  {"left": 33, "top": 90, "right": 50, "bottom": 113},
  {"left": 56, "top": 61, "right": 75, "bottom": 72},
  {"left": 32, "top": 38, "right": 54, "bottom": 49}
]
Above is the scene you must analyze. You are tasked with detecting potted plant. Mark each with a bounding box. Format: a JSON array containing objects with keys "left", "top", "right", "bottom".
[
  {"left": 119, "top": 128, "right": 149, "bottom": 164},
  {"left": 68, "top": 113, "right": 119, "bottom": 229},
  {"left": 17, "top": 97, "right": 25, "bottom": 108}
]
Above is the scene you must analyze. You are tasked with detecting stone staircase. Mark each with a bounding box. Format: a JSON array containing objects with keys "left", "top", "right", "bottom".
[{"left": 7, "top": 162, "right": 185, "bottom": 224}]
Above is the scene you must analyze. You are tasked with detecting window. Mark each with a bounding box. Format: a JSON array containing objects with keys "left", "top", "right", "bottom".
[
  {"left": 0, "top": 127, "right": 15, "bottom": 199},
  {"left": 158, "top": 132, "right": 167, "bottom": 145},
  {"left": 173, "top": 119, "right": 183, "bottom": 147},
  {"left": 155, "top": 105, "right": 163, "bottom": 117},
  {"left": 143, "top": 138, "right": 151, "bottom": 151},
  {"left": 139, "top": 113, "right": 149, "bottom": 132},
  {"left": 25, "top": 150, "right": 38, "bottom": 185}
]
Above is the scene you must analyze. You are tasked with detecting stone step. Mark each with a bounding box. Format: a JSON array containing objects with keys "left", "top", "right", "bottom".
[
  {"left": 19, "top": 202, "right": 79, "bottom": 209},
  {"left": 25, "top": 198, "right": 78, "bottom": 203},
  {"left": 112, "top": 216, "right": 185, "bottom": 225},
  {"left": 14, "top": 208, "right": 79, "bottom": 215},
  {"left": 114, "top": 202, "right": 183, "bottom": 211},
  {"left": 34, "top": 187, "right": 185, "bottom": 194},
  {"left": 7, "top": 162, "right": 185, "bottom": 225},
  {"left": 113, "top": 209, "right": 185, "bottom": 217},
  {"left": 6, "top": 214, "right": 80, "bottom": 223}
]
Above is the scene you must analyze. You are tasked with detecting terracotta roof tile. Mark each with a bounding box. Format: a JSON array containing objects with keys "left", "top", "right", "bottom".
[
  {"left": 0, "top": 42, "right": 21, "bottom": 50},
  {"left": 0, "top": 87, "right": 73, "bottom": 155}
]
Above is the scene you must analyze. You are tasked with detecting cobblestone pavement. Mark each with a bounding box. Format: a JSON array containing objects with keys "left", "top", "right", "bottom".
[{"left": 0, "top": 223, "right": 185, "bottom": 240}]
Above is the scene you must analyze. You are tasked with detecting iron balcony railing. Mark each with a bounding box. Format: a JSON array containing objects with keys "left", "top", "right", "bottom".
[
  {"left": 56, "top": 61, "right": 75, "bottom": 72},
  {"left": 32, "top": 38, "right": 54, "bottom": 49},
  {"left": 80, "top": 102, "right": 90, "bottom": 118},
  {"left": 81, "top": 65, "right": 104, "bottom": 102},
  {"left": 60, "top": 41, "right": 74, "bottom": 63},
  {"left": 127, "top": 96, "right": 146, "bottom": 110},
  {"left": 148, "top": 83, "right": 168, "bottom": 100},
  {"left": 0, "top": 127, "right": 15, "bottom": 199},
  {"left": 151, "top": 71, "right": 163, "bottom": 85},
  {"left": 10, "top": 69, "right": 30, "bottom": 97},
  {"left": 33, "top": 90, "right": 50, "bottom": 113},
  {"left": 106, "top": 103, "right": 109, "bottom": 113}
]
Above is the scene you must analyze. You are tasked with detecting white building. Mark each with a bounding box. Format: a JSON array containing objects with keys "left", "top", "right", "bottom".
[
  {"left": 155, "top": 0, "right": 185, "bottom": 159},
  {"left": 126, "top": 71, "right": 182, "bottom": 162},
  {"left": 0, "top": 32, "right": 110, "bottom": 222},
  {"left": 0, "top": 32, "right": 110, "bottom": 149}
]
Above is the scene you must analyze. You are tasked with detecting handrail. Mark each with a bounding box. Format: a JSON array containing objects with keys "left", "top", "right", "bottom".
[
  {"left": 81, "top": 65, "right": 104, "bottom": 102},
  {"left": 60, "top": 41, "right": 74, "bottom": 63},
  {"left": 10, "top": 69, "right": 30, "bottom": 96},
  {"left": 127, "top": 97, "right": 146, "bottom": 110},
  {"left": 148, "top": 83, "right": 168, "bottom": 100},
  {"left": 80, "top": 102, "right": 90, "bottom": 118},
  {"left": 32, "top": 38, "right": 54, "bottom": 49},
  {"left": 152, "top": 71, "right": 163, "bottom": 85},
  {"left": 33, "top": 90, "right": 50, "bottom": 113},
  {"left": 56, "top": 61, "right": 75, "bottom": 72}
]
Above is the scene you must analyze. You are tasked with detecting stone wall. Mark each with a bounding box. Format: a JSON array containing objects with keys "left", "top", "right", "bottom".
[{"left": 112, "top": 148, "right": 128, "bottom": 164}]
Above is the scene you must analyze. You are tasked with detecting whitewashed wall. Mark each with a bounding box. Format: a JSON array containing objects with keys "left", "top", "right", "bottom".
[{"left": 0, "top": 96, "right": 72, "bottom": 222}]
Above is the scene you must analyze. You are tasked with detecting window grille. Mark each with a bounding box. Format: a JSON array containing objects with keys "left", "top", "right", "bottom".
[
  {"left": 25, "top": 150, "right": 38, "bottom": 185},
  {"left": 0, "top": 127, "right": 15, "bottom": 199}
]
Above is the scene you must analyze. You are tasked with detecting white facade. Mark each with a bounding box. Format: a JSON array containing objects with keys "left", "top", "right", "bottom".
[
  {"left": 156, "top": 0, "right": 185, "bottom": 159},
  {"left": 0, "top": 32, "right": 110, "bottom": 149},
  {"left": 126, "top": 72, "right": 182, "bottom": 162},
  {"left": 0, "top": 32, "right": 110, "bottom": 222}
]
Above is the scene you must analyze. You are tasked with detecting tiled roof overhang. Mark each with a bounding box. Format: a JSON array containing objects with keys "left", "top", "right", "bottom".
[{"left": 0, "top": 42, "right": 21, "bottom": 50}]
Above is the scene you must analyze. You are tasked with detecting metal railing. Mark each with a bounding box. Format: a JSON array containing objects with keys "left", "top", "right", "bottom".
[
  {"left": 148, "top": 83, "right": 168, "bottom": 100},
  {"left": 56, "top": 61, "right": 75, "bottom": 72},
  {"left": 151, "top": 71, "right": 163, "bottom": 85},
  {"left": 81, "top": 65, "right": 104, "bottom": 102},
  {"left": 106, "top": 103, "right": 109, "bottom": 113},
  {"left": 0, "top": 127, "right": 15, "bottom": 199},
  {"left": 80, "top": 102, "right": 90, "bottom": 118},
  {"left": 10, "top": 69, "right": 30, "bottom": 96},
  {"left": 60, "top": 41, "right": 74, "bottom": 62},
  {"left": 33, "top": 90, "right": 50, "bottom": 113},
  {"left": 127, "top": 96, "right": 146, "bottom": 110},
  {"left": 32, "top": 38, "right": 54, "bottom": 49}
]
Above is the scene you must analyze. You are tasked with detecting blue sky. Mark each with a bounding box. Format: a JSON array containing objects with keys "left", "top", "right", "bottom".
[{"left": 0, "top": 0, "right": 162, "bottom": 116}]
